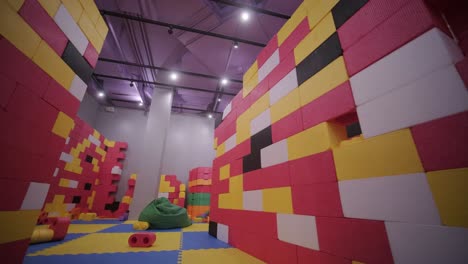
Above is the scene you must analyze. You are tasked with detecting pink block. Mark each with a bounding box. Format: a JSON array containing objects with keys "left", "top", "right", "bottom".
[
  {"left": 266, "top": 239, "right": 298, "bottom": 264},
  {"left": 344, "top": 0, "right": 449, "bottom": 76},
  {"left": 257, "top": 35, "right": 278, "bottom": 68},
  {"left": 19, "top": 0, "right": 68, "bottom": 55},
  {"left": 279, "top": 18, "right": 310, "bottom": 60},
  {"left": 217, "top": 118, "right": 236, "bottom": 145},
  {"left": 249, "top": 77, "right": 270, "bottom": 104},
  {"left": 230, "top": 91, "right": 243, "bottom": 110},
  {"left": 243, "top": 163, "right": 290, "bottom": 190},
  {"left": 289, "top": 150, "right": 337, "bottom": 185},
  {"left": 0, "top": 179, "right": 29, "bottom": 210},
  {"left": 272, "top": 107, "right": 303, "bottom": 143},
  {"left": 292, "top": 183, "right": 343, "bottom": 217},
  {"left": 211, "top": 179, "right": 229, "bottom": 194},
  {"left": 231, "top": 210, "right": 278, "bottom": 239},
  {"left": 297, "top": 247, "right": 351, "bottom": 264},
  {"left": 0, "top": 73, "right": 16, "bottom": 109},
  {"left": 230, "top": 230, "right": 269, "bottom": 262},
  {"left": 43, "top": 78, "right": 80, "bottom": 117},
  {"left": 0, "top": 239, "right": 30, "bottom": 264},
  {"left": 268, "top": 51, "right": 296, "bottom": 89},
  {"left": 84, "top": 43, "right": 99, "bottom": 68},
  {"left": 301, "top": 81, "right": 356, "bottom": 129},
  {"left": 230, "top": 158, "right": 243, "bottom": 176},
  {"left": 411, "top": 111, "right": 468, "bottom": 171},
  {"left": 316, "top": 217, "right": 354, "bottom": 259},
  {"left": 456, "top": 57, "right": 468, "bottom": 89}
]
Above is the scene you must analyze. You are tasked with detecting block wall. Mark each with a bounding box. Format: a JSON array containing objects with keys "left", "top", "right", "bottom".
[
  {"left": 210, "top": 0, "right": 468, "bottom": 263},
  {"left": 0, "top": 0, "right": 108, "bottom": 262},
  {"left": 187, "top": 167, "right": 212, "bottom": 219},
  {"left": 158, "top": 174, "right": 186, "bottom": 207}
]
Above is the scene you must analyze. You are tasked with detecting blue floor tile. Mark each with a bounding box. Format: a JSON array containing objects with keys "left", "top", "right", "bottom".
[
  {"left": 26, "top": 234, "right": 86, "bottom": 255},
  {"left": 99, "top": 224, "right": 182, "bottom": 233},
  {"left": 24, "top": 251, "right": 179, "bottom": 264},
  {"left": 182, "top": 232, "right": 231, "bottom": 250}
]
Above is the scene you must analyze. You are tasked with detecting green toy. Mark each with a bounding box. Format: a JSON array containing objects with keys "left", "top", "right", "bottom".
[{"left": 138, "top": 197, "right": 192, "bottom": 229}]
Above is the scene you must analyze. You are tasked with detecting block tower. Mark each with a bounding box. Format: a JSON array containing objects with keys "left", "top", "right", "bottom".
[
  {"left": 158, "top": 174, "right": 186, "bottom": 207},
  {"left": 209, "top": 0, "right": 468, "bottom": 263},
  {"left": 187, "top": 167, "right": 212, "bottom": 220},
  {"left": 0, "top": 0, "right": 108, "bottom": 262}
]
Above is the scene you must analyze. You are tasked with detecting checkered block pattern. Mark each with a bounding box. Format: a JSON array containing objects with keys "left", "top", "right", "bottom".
[
  {"left": 211, "top": 0, "right": 468, "bottom": 263},
  {"left": 0, "top": 0, "right": 109, "bottom": 262},
  {"left": 187, "top": 167, "right": 212, "bottom": 219},
  {"left": 158, "top": 175, "right": 186, "bottom": 207}
]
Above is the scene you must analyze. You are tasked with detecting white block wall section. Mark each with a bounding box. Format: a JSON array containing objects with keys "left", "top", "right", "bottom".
[
  {"left": 258, "top": 49, "right": 280, "bottom": 82},
  {"left": 250, "top": 109, "right": 271, "bottom": 136},
  {"left": 111, "top": 166, "right": 122, "bottom": 175},
  {"left": 217, "top": 223, "right": 229, "bottom": 243},
  {"left": 385, "top": 222, "right": 468, "bottom": 264},
  {"left": 277, "top": 213, "right": 319, "bottom": 250},
  {"left": 260, "top": 139, "right": 288, "bottom": 168},
  {"left": 53, "top": 168, "right": 59, "bottom": 177},
  {"left": 269, "top": 68, "right": 298, "bottom": 105},
  {"left": 351, "top": 28, "right": 463, "bottom": 106},
  {"left": 88, "top": 134, "right": 101, "bottom": 146},
  {"left": 243, "top": 190, "right": 263, "bottom": 211},
  {"left": 358, "top": 64, "right": 468, "bottom": 138},
  {"left": 65, "top": 203, "right": 75, "bottom": 211},
  {"left": 59, "top": 152, "right": 73, "bottom": 163},
  {"left": 222, "top": 102, "right": 232, "bottom": 120},
  {"left": 158, "top": 192, "right": 169, "bottom": 198},
  {"left": 69, "top": 75, "right": 87, "bottom": 101},
  {"left": 224, "top": 133, "right": 237, "bottom": 153},
  {"left": 339, "top": 173, "right": 441, "bottom": 224},
  {"left": 54, "top": 5, "right": 89, "bottom": 55},
  {"left": 21, "top": 182, "right": 50, "bottom": 210},
  {"left": 69, "top": 180, "right": 79, "bottom": 188}
]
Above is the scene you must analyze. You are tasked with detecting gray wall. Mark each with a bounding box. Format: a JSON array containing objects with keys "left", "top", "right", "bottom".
[{"left": 77, "top": 92, "right": 100, "bottom": 127}]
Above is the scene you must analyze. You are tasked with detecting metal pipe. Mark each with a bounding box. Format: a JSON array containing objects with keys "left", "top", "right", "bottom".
[{"left": 172, "top": 105, "right": 222, "bottom": 114}]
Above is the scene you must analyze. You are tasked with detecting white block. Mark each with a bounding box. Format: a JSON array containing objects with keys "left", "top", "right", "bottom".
[
  {"left": 358, "top": 65, "right": 468, "bottom": 138},
  {"left": 258, "top": 49, "right": 280, "bottom": 82},
  {"left": 217, "top": 223, "right": 229, "bottom": 243},
  {"left": 243, "top": 190, "right": 263, "bottom": 211},
  {"left": 351, "top": 28, "right": 463, "bottom": 106},
  {"left": 385, "top": 222, "right": 468, "bottom": 264},
  {"left": 54, "top": 5, "right": 89, "bottom": 55},
  {"left": 277, "top": 213, "right": 319, "bottom": 250},
  {"left": 158, "top": 192, "right": 169, "bottom": 198},
  {"left": 269, "top": 69, "right": 298, "bottom": 105},
  {"left": 60, "top": 152, "right": 73, "bottom": 163},
  {"left": 66, "top": 203, "right": 75, "bottom": 211},
  {"left": 222, "top": 102, "right": 232, "bottom": 120},
  {"left": 21, "top": 182, "right": 50, "bottom": 210},
  {"left": 88, "top": 134, "right": 101, "bottom": 146},
  {"left": 68, "top": 180, "right": 79, "bottom": 188},
  {"left": 250, "top": 109, "right": 271, "bottom": 136},
  {"left": 65, "top": 137, "right": 70, "bottom": 145},
  {"left": 261, "top": 139, "right": 288, "bottom": 168},
  {"left": 224, "top": 133, "right": 236, "bottom": 153},
  {"left": 111, "top": 166, "right": 122, "bottom": 175},
  {"left": 53, "top": 168, "right": 59, "bottom": 177},
  {"left": 339, "top": 173, "right": 440, "bottom": 224},
  {"left": 70, "top": 76, "right": 87, "bottom": 101}
]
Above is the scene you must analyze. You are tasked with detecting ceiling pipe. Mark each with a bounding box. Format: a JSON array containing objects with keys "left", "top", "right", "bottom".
[
  {"left": 100, "top": 9, "right": 266, "bottom": 47},
  {"left": 172, "top": 105, "right": 223, "bottom": 114},
  {"left": 209, "top": 0, "right": 291, "bottom": 19}
]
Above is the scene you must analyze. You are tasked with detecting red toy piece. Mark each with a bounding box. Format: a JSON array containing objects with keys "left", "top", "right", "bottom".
[{"left": 128, "top": 233, "right": 156, "bottom": 247}]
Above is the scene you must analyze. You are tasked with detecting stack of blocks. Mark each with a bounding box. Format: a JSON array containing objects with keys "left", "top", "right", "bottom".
[
  {"left": 0, "top": 0, "right": 109, "bottom": 262},
  {"left": 210, "top": 0, "right": 468, "bottom": 263},
  {"left": 187, "top": 167, "right": 212, "bottom": 219},
  {"left": 114, "top": 173, "right": 137, "bottom": 216},
  {"left": 158, "top": 174, "right": 186, "bottom": 207}
]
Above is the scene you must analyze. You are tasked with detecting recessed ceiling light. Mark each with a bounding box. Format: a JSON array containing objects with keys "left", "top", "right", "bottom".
[
  {"left": 233, "top": 41, "right": 239, "bottom": 49},
  {"left": 170, "top": 72, "right": 178, "bottom": 80},
  {"left": 98, "top": 91, "right": 105, "bottom": 97},
  {"left": 221, "top": 78, "right": 228, "bottom": 85},
  {"left": 208, "top": 114, "right": 213, "bottom": 119},
  {"left": 241, "top": 11, "right": 250, "bottom": 22},
  {"left": 138, "top": 101, "right": 143, "bottom": 106},
  {"left": 217, "top": 98, "right": 221, "bottom": 102}
]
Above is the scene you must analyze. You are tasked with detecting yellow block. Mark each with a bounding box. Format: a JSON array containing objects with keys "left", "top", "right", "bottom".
[
  {"left": 243, "top": 60, "right": 258, "bottom": 85},
  {"left": 78, "top": 11, "right": 104, "bottom": 52},
  {"left": 33, "top": 41, "right": 75, "bottom": 89},
  {"left": 87, "top": 190, "right": 96, "bottom": 209},
  {"left": 62, "top": 0, "right": 83, "bottom": 22},
  {"left": 220, "top": 164, "right": 230, "bottom": 180},
  {"left": 59, "top": 178, "right": 70, "bottom": 187},
  {"left": 218, "top": 192, "right": 243, "bottom": 210},
  {"left": 298, "top": 56, "right": 348, "bottom": 106},
  {"left": 229, "top": 175, "right": 243, "bottom": 193},
  {"left": 303, "top": 0, "right": 339, "bottom": 29},
  {"left": 247, "top": 92, "right": 270, "bottom": 121},
  {"left": 121, "top": 196, "right": 132, "bottom": 204},
  {"left": 159, "top": 177, "right": 173, "bottom": 193},
  {"left": 427, "top": 168, "right": 468, "bottom": 228},
  {"left": 104, "top": 139, "right": 115, "bottom": 147},
  {"left": 130, "top": 174, "right": 137, "bottom": 180},
  {"left": 287, "top": 122, "right": 347, "bottom": 161},
  {"left": 79, "top": 212, "right": 97, "bottom": 221},
  {"left": 52, "top": 112, "right": 75, "bottom": 139},
  {"left": 333, "top": 128, "right": 424, "bottom": 181},
  {"left": 236, "top": 114, "right": 251, "bottom": 144},
  {"left": 95, "top": 16, "right": 109, "bottom": 39},
  {"left": 30, "top": 227, "right": 54, "bottom": 244},
  {"left": 44, "top": 195, "right": 67, "bottom": 216},
  {"left": 79, "top": 0, "right": 100, "bottom": 24},
  {"left": 216, "top": 142, "right": 226, "bottom": 157},
  {"left": 0, "top": 1, "right": 41, "bottom": 58},
  {"left": 95, "top": 147, "right": 106, "bottom": 160},
  {"left": 179, "top": 192, "right": 186, "bottom": 198},
  {"left": 92, "top": 164, "right": 99, "bottom": 172},
  {"left": 180, "top": 184, "right": 186, "bottom": 192},
  {"left": 38, "top": 0, "right": 61, "bottom": 17},
  {"left": 262, "top": 187, "right": 293, "bottom": 214},
  {"left": 271, "top": 88, "right": 300, "bottom": 123},
  {"left": 93, "top": 129, "right": 101, "bottom": 140},
  {"left": 277, "top": 2, "right": 308, "bottom": 45},
  {"left": 0, "top": 210, "right": 40, "bottom": 244},
  {"left": 181, "top": 248, "right": 265, "bottom": 264},
  {"left": 213, "top": 137, "right": 218, "bottom": 149},
  {"left": 243, "top": 71, "right": 259, "bottom": 98},
  {"left": 7, "top": 0, "right": 24, "bottom": 11},
  {"left": 294, "top": 12, "right": 336, "bottom": 65}
]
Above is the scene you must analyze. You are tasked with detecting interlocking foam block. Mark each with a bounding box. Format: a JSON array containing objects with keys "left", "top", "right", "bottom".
[
  {"left": 43, "top": 78, "right": 80, "bottom": 117},
  {"left": 294, "top": 12, "right": 336, "bottom": 66},
  {"left": 21, "top": 182, "right": 50, "bottom": 210},
  {"left": 61, "top": 41, "right": 93, "bottom": 84},
  {"left": 330, "top": 0, "right": 368, "bottom": 29},
  {"left": 277, "top": 2, "right": 307, "bottom": 45},
  {"left": 279, "top": 17, "right": 309, "bottom": 61},
  {"left": 54, "top": 5, "right": 89, "bottom": 55},
  {"left": 333, "top": 129, "right": 424, "bottom": 181},
  {"left": 268, "top": 51, "right": 296, "bottom": 91},
  {"left": 343, "top": 0, "right": 448, "bottom": 76},
  {"left": 230, "top": 158, "right": 243, "bottom": 176},
  {"left": 297, "top": 247, "right": 351, "bottom": 264},
  {"left": 351, "top": 28, "right": 463, "bottom": 106},
  {"left": 243, "top": 61, "right": 258, "bottom": 89},
  {"left": 292, "top": 183, "right": 343, "bottom": 217},
  {"left": 357, "top": 64, "right": 468, "bottom": 138},
  {"left": 303, "top": 0, "right": 339, "bottom": 30},
  {"left": 19, "top": 0, "right": 68, "bottom": 56},
  {"left": 339, "top": 173, "right": 440, "bottom": 224},
  {"left": 411, "top": 111, "right": 468, "bottom": 171},
  {"left": 52, "top": 112, "right": 75, "bottom": 139},
  {"left": 80, "top": 0, "right": 101, "bottom": 24},
  {"left": 289, "top": 150, "right": 336, "bottom": 185},
  {"left": 250, "top": 125, "right": 272, "bottom": 154},
  {"left": 0, "top": 73, "right": 16, "bottom": 109},
  {"left": 242, "top": 190, "right": 263, "bottom": 211},
  {"left": 0, "top": 179, "right": 29, "bottom": 211},
  {"left": 78, "top": 11, "right": 104, "bottom": 52},
  {"left": 271, "top": 107, "right": 303, "bottom": 143},
  {"left": 243, "top": 162, "right": 290, "bottom": 190},
  {"left": 62, "top": 0, "right": 83, "bottom": 22},
  {"left": 242, "top": 71, "right": 259, "bottom": 98},
  {"left": 266, "top": 238, "right": 299, "bottom": 264},
  {"left": 250, "top": 109, "right": 271, "bottom": 136},
  {"left": 258, "top": 49, "right": 279, "bottom": 82},
  {"left": 257, "top": 35, "right": 278, "bottom": 68},
  {"left": 385, "top": 222, "right": 468, "bottom": 263},
  {"left": 229, "top": 229, "right": 268, "bottom": 262},
  {"left": 217, "top": 223, "right": 229, "bottom": 243},
  {"left": 38, "top": 0, "right": 61, "bottom": 18},
  {"left": 0, "top": 210, "right": 40, "bottom": 244},
  {"left": 270, "top": 88, "right": 300, "bottom": 123},
  {"left": 298, "top": 56, "right": 348, "bottom": 107},
  {"left": 69, "top": 75, "right": 87, "bottom": 101},
  {"left": 260, "top": 139, "right": 288, "bottom": 168},
  {"left": 219, "top": 164, "right": 230, "bottom": 180},
  {"left": 426, "top": 168, "right": 468, "bottom": 228},
  {"left": 222, "top": 102, "right": 232, "bottom": 119},
  {"left": 277, "top": 213, "right": 319, "bottom": 250},
  {"left": 287, "top": 122, "right": 347, "bottom": 161},
  {"left": 0, "top": 239, "right": 30, "bottom": 264},
  {"left": 6, "top": 0, "right": 25, "bottom": 11},
  {"left": 262, "top": 187, "right": 293, "bottom": 214},
  {"left": 301, "top": 81, "right": 355, "bottom": 130},
  {"left": 128, "top": 233, "right": 156, "bottom": 247},
  {"left": 270, "top": 69, "right": 298, "bottom": 106}
]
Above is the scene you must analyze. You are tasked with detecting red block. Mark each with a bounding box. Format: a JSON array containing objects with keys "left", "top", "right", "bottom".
[
  {"left": 343, "top": 0, "right": 448, "bottom": 76},
  {"left": 231, "top": 210, "right": 278, "bottom": 239},
  {"left": 189, "top": 185, "right": 211, "bottom": 193},
  {"left": 231, "top": 230, "right": 268, "bottom": 262},
  {"left": 248, "top": 77, "right": 270, "bottom": 104},
  {"left": 456, "top": 57, "right": 468, "bottom": 89},
  {"left": 338, "top": 0, "right": 413, "bottom": 51},
  {"left": 289, "top": 150, "right": 337, "bottom": 185},
  {"left": 230, "top": 158, "right": 243, "bottom": 176},
  {"left": 217, "top": 118, "right": 236, "bottom": 145},
  {"left": 279, "top": 17, "right": 310, "bottom": 60},
  {"left": 267, "top": 239, "right": 298, "bottom": 264},
  {"left": 230, "top": 91, "right": 242, "bottom": 110},
  {"left": 50, "top": 217, "right": 70, "bottom": 240},
  {"left": 301, "top": 81, "right": 355, "bottom": 129},
  {"left": 0, "top": 179, "right": 29, "bottom": 210},
  {"left": 297, "top": 247, "right": 352, "bottom": 264},
  {"left": 0, "top": 239, "right": 30, "bottom": 264},
  {"left": 316, "top": 217, "right": 354, "bottom": 259},
  {"left": 211, "top": 179, "right": 229, "bottom": 194},
  {"left": 268, "top": 51, "right": 296, "bottom": 89},
  {"left": 272, "top": 107, "right": 303, "bottom": 143},
  {"left": 0, "top": 73, "right": 16, "bottom": 109},
  {"left": 19, "top": 0, "right": 68, "bottom": 55},
  {"left": 83, "top": 43, "right": 99, "bottom": 68},
  {"left": 43, "top": 78, "right": 80, "bottom": 119},
  {"left": 257, "top": 35, "right": 279, "bottom": 68},
  {"left": 242, "top": 169, "right": 262, "bottom": 191},
  {"left": 411, "top": 111, "right": 468, "bottom": 171},
  {"left": 292, "top": 183, "right": 343, "bottom": 217}
]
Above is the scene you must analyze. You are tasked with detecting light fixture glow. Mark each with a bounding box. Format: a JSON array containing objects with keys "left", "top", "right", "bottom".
[
  {"left": 221, "top": 78, "right": 228, "bottom": 85},
  {"left": 98, "top": 91, "right": 105, "bottom": 97},
  {"left": 241, "top": 11, "right": 250, "bottom": 21},
  {"left": 233, "top": 41, "right": 239, "bottom": 49},
  {"left": 170, "top": 72, "right": 178, "bottom": 80},
  {"left": 138, "top": 101, "right": 143, "bottom": 106},
  {"left": 208, "top": 114, "right": 213, "bottom": 119},
  {"left": 217, "top": 98, "right": 221, "bottom": 102}
]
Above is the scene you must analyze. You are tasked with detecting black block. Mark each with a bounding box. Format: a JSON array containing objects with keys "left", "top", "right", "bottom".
[
  {"left": 104, "top": 146, "right": 108, "bottom": 151},
  {"left": 84, "top": 183, "right": 92, "bottom": 190},
  {"left": 296, "top": 33, "right": 342, "bottom": 85},
  {"left": 209, "top": 221, "right": 217, "bottom": 238},
  {"left": 61, "top": 41, "right": 93, "bottom": 84},
  {"left": 332, "top": 0, "right": 369, "bottom": 29},
  {"left": 85, "top": 155, "right": 93, "bottom": 163},
  {"left": 243, "top": 152, "right": 261, "bottom": 173},
  {"left": 251, "top": 126, "right": 272, "bottom": 154},
  {"left": 72, "top": 196, "right": 81, "bottom": 204},
  {"left": 346, "top": 122, "right": 362, "bottom": 138}
]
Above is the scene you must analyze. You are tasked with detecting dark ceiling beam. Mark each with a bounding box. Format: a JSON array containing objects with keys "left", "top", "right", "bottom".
[
  {"left": 99, "top": 57, "right": 243, "bottom": 83},
  {"left": 100, "top": 10, "right": 266, "bottom": 47},
  {"left": 93, "top": 73, "right": 237, "bottom": 96},
  {"left": 209, "top": 0, "right": 290, "bottom": 19},
  {"left": 172, "top": 105, "right": 222, "bottom": 114}
]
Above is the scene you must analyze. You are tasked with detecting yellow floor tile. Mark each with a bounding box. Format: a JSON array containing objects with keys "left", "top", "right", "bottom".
[
  {"left": 67, "top": 224, "right": 116, "bottom": 234},
  {"left": 182, "top": 223, "right": 208, "bottom": 232},
  {"left": 181, "top": 248, "right": 265, "bottom": 264}
]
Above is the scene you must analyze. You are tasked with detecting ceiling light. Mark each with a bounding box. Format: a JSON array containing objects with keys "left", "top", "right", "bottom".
[
  {"left": 221, "top": 78, "right": 228, "bottom": 85},
  {"left": 138, "top": 102, "right": 143, "bottom": 106},
  {"left": 208, "top": 114, "right": 213, "bottom": 119},
  {"left": 233, "top": 41, "right": 239, "bottom": 49},
  {"left": 170, "top": 72, "right": 178, "bottom": 81},
  {"left": 98, "top": 91, "right": 105, "bottom": 98},
  {"left": 241, "top": 11, "right": 250, "bottom": 22},
  {"left": 217, "top": 98, "right": 221, "bottom": 102}
]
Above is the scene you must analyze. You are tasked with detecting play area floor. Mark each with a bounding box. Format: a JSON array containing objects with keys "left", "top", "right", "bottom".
[{"left": 24, "top": 220, "right": 263, "bottom": 264}]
